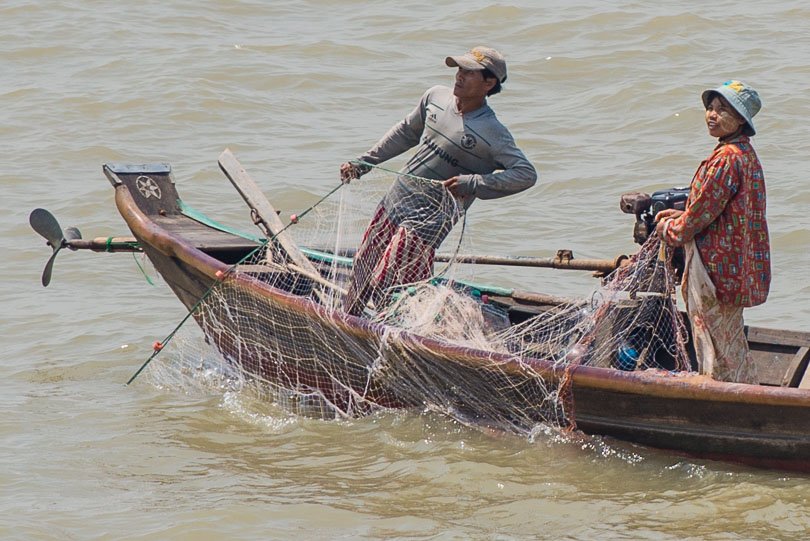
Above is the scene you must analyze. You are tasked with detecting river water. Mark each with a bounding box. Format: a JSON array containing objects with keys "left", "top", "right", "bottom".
[{"left": 3, "top": 1, "right": 810, "bottom": 539}]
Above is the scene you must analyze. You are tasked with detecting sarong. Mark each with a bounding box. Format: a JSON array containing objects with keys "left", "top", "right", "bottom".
[
  {"left": 343, "top": 204, "right": 435, "bottom": 316},
  {"left": 682, "top": 241, "right": 757, "bottom": 384}
]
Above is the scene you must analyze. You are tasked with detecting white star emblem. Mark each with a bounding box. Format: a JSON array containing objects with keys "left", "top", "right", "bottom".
[{"left": 136, "top": 175, "right": 162, "bottom": 200}]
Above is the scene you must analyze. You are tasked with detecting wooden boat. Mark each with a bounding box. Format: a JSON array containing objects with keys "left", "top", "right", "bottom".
[{"left": 31, "top": 150, "right": 810, "bottom": 472}]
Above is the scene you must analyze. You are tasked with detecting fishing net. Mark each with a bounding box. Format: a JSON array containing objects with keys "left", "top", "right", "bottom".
[{"left": 146, "top": 163, "right": 692, "bottom": 436}]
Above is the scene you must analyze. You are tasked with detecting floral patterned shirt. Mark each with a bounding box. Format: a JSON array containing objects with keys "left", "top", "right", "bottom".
[{"left": 662, "top": 136, "right": 770, "bottom": 307}]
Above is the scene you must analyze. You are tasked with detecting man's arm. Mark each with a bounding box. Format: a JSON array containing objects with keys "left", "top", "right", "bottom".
[
  {"left": 359, "top": 102, "right": 425, "bottom": 165},
  {"left": 341, "top": 89, "right": 431, "bottom": 182},
  {"left": 446, "top": 130, "right": 537, "bottom": 199}
]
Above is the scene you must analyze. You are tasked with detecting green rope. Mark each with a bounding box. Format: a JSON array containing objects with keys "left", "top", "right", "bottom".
[
  {"left": 106, "top": 237, "right": 141, "bottom": 252},
  {"left": 352, "top": 160, "right": 444, "bottom": 185},
  {"left": 125, "top": 237, "right": 265, "bottom": 385},
  {"left": 126, "top": 181, "right": 345, "bottom": 385},
  {"left": 177, "top": 200, "right": 263, "bottom": 242},
  {"left": 132, "top": 252, "right": 155, "bottom": 286},
  {"left": 291, "top": 181, "right": 344, "bottom": 223}
]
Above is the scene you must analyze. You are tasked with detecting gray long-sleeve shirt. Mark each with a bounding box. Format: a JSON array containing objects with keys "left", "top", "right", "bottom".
[{"left": 357, "top": 85, "right": 537, "bottom": 246}]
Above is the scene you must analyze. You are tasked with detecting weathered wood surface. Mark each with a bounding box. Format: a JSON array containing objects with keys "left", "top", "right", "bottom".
[
  {"left": 434, "top": 252, "right": 628, "bottom": 273},
  {"left": 782, "top": 346, "right": 810, "bottom": 387},
  {"left": 151, "top": 215, "right": 256, "bottom": 250},
  {"left": 218, "top": 148, "right": 318, "bottom": 276}
]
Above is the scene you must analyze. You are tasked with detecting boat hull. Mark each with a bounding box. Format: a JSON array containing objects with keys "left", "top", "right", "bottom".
[
  {"left": 571, "top": 373, "right": 810, "bottom": 471},
  {"left": 107, "top": 160, "right": 810, "bottom": 472}
]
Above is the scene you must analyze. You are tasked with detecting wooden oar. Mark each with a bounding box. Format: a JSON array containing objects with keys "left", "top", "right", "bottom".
[
  {"left": 218, "top": 149, "right": 320, "bottom": 275},
  {"left": 218, "top": 148, "right": 341, "bottom": 305}
]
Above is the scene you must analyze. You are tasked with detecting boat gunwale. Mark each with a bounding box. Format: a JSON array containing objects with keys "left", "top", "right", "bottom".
[{"left": 114, "top": 182, "right": 810, "bottom": 411}]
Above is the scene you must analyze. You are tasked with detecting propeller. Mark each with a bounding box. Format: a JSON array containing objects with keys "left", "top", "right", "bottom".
[{"left": 29, "top": 208, "right": 82, "bottom": 287}]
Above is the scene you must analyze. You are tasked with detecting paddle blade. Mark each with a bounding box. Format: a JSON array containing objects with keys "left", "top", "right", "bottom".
[
  {"left": 29, "top": 208, "right": 64, "bottom": 248},
  {"left": 41, "top": 247, "right": 61, "bottom": 287}
]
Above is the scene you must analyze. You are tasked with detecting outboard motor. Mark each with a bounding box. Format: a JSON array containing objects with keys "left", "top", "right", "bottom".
[{"left": 620, "top": 187, "right": 689, "bottom": 280}]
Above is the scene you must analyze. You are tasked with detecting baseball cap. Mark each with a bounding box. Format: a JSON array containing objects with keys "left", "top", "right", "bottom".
[{"left": 445, "top": 46, "right": 507, "bottom": 84}]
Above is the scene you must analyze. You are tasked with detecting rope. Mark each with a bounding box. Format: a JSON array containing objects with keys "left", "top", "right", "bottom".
[
  {"left": 132, "top": 252, "right": 155, "bottom": 286},
  {"left": 353, "top": 160, "right": 447, "bottom": 185}
]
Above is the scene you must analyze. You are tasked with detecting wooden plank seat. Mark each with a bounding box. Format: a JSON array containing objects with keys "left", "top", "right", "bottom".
[
  {"left": 747, "top": 327, "right": 810, "bottom": 387},
  {"left": 153, "top": 214, "right": 260, "bottom": 252}
]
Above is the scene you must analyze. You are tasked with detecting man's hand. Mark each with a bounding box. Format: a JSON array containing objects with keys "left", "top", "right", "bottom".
[
  {"left": 442, "top": 176, "right": 461, "bottom": 195},
  {"left": 443, "top": 176, "right": 476, "bottom": 204},
  {"left": 340, "top": 162, "right": 362, "bottom": 184}
]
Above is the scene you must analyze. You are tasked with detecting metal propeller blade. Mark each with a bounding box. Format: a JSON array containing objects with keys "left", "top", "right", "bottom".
[
  {"left": 29, "top": 208, "right": 65, "bottom": 249},
  {"left": 64, "top": 226, "right": 82, "bottom": 243},
  {"left": 29, "top": 208, "right": 82, "bottom": 287},
  {"left": 41, "top": 248, "right": 61, "bottom": 287}
]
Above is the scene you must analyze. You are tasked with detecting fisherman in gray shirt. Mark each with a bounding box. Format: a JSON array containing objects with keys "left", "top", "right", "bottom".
[{"left": 340, "top": 46, "right": 537, "bottom": 316}]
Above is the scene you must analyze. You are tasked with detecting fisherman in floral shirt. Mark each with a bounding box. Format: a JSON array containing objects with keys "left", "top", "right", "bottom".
[{"left": 655, "top": 80, "right": 770, "bottom": 384}]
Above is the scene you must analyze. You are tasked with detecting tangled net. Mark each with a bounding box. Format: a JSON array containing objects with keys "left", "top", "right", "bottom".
[{"left": 148, "top": 164, "right": 692, "bottom": 435}]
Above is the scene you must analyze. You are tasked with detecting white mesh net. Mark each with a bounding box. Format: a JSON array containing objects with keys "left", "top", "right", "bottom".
[{"left": 144, "top": 164, "right": 692, "bottom": 435}]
